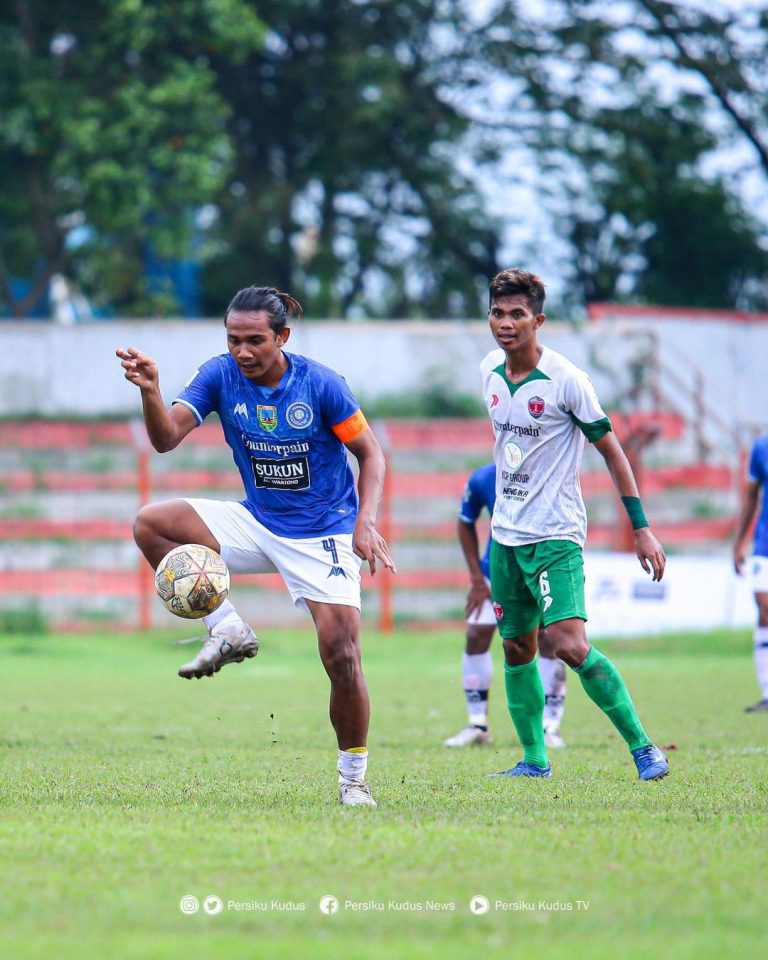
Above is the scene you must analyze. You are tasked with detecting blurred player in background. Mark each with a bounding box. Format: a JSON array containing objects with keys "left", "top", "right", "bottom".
[
  {"left": 481, "top": 267, "right": 669, "bottom": 781},
  {"left": 117, "top": 285, "right": 395, "bottom": 807},
  {"left": 443, "top": 462, "right": 567, "bottom": 748},
  {"left": 733, "top": 432, "right": 768, "bottom": 713}
]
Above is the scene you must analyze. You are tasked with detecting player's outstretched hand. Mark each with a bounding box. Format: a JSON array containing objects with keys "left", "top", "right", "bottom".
[
  {"left": 733, "top": 542, "right": 747, "bottom": 576},
  {"left": 116, "top": 347, "right": 159, "bottom": 390},
  {"left": 353, "top": 519, "right": 396, "bottom": 576},
  {"left": 466, "top": 576, "right": 492, "bottom": 619},
  {"left": 634, "top": 527, "right": 666, "bottom": 582}
]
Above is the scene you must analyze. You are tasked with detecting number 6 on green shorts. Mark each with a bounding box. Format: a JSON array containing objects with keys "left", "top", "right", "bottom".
[{"left": 490, "top": 539, "right": 587, "bottom": 637}]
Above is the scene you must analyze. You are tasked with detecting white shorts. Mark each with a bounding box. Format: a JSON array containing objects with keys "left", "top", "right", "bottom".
[
  {"left": 185, "top": 499, "right": 361, "bottom": 611},
  {"left": 467, "top": 578, "right": 497, "bottom": 627},
  {"left": 752, "top": 555, "right": 768, "bottom": 594}
]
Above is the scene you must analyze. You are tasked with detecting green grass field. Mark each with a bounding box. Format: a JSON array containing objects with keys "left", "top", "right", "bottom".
[{"left": 1, "top": 626, "right": 766, "bottom": 959}]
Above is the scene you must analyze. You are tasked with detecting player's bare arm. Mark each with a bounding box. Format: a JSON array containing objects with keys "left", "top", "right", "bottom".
[
  {"left": 116, "top": 347, "right": 197, "bottom": 452},
  {"left": 594, "top": 431, "right": 666, "bottom": 582},
  {"left": 345, "top": 429, "right": 396, "bottom": 575},
  {"left": 733, "top": 480, "right": 760, "bottom": 575},
  {"left": 457, "top": 518, "right": 491, "bottom": 617}
]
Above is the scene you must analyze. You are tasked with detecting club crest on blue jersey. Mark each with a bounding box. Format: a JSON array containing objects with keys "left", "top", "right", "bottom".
[
  {"left": 528, "top": 396, "right": 545, "bottom": 419},
  {"left": 286, "top": 401, "right": 314, "bottom": 429},
  {"left": 257, "top": 405, "right": 278, "bottom": 432},
  {"left": 173, "top": 351, "right": 361, "bottom": 537}
]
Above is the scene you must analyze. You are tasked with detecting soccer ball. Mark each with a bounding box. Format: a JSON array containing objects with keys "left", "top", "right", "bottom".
[{"left": 154, "top": 544, "right": 230, "bottom": 619}]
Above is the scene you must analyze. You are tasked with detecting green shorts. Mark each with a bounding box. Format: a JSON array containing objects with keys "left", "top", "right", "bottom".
[{"left": 490, "top": 539, "right": 587, "bottom": 638}]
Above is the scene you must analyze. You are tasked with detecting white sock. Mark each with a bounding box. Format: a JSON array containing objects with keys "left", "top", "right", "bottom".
[
  {"left": 463, "top": 651, "right": 493, "bottom": 727},
  {"left": 754, "top": 627, "right": 768, "bottom": 698},
  {"left": 538, "top": 656, "right": 567, "bottom": 730},
  {"left": 202, "top": 599, "right": 239, "bottom": 631},
  {"left": 338, "top": 748, "right": 368, "bottom": 783}
]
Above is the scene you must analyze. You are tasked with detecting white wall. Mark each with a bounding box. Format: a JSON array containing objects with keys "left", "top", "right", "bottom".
[
  {"left": 645, "top": 319, "right": 768, "bottom": 435},
  {"left": 584, "top": 553, "right": 755, "bottom": 636},
  {"left": 0, "top": 319, "right": 574, "bottom": 416},
  {"left": 0, "top": 316, "right": 767, "bottom": 431},
  {"left": 589, "top": 309, "right": 768, "bottom": 440}
]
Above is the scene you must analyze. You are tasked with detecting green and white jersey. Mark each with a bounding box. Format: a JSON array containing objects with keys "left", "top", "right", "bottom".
[{"left": 480, "top": 346, "right": 612, "bottom": 547}]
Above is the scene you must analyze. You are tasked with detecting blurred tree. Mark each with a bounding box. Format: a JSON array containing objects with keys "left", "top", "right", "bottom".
[
  {"left": 202, "top": 0, "right": 503, "bottom": 318},
  {"left": 552, "top": 91, "right": 768, "bottom": 308},
  {"left": 479, "top": 0, "right": 768, "bottom": 310},
  {"left": 0, "top": 0, "right": 263, "bottom": 317},
  {"left": 634, "top": 0, "right": 768, "bottom": 178},
  {"left": 4, "top": 0, "right": 766, "bottom": 319}
]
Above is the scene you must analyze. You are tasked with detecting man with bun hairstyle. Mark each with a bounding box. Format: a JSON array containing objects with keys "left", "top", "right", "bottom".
[{"left": 117, "top": 285, "right": 394, "bottom": 807}]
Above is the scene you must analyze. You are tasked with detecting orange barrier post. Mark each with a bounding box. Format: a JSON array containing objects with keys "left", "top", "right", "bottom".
[
  {"left": 378, "top": 451, "right": 394, "bottom": 633},
  {"left": 130, "top": 420, "right": 153, "bottom": 632},
  {"left": 136, "top": 448, "right": 152, "bottom": 631}
]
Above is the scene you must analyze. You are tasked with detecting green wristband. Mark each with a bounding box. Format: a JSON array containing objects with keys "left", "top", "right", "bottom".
[{"left": 621, "top": 496, "right": 648, "bottom": 531}]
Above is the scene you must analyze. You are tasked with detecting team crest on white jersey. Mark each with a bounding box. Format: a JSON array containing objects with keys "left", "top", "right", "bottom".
[
  {"left": 504, "top": 442, "right": 524, "bottom": 469},
  {"left": 528, "top": 396, "right": 545, "bottom": 419},
  {"left": 286, "top": 401, "right": 314, "bottom": 429},
  {"left": 233, "top": 402, "right": 248, "bottom": 418},
  {"left": 257, "top": 405, "right": 278, "bottom": 432}
]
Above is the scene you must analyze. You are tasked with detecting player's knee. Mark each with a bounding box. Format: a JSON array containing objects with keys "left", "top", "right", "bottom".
[
  {"left": 319, "top": 632, "right": 361, "bottom": 684},
  {"left": 132, "top": 505, "right": 155, "bottom": 549},
  {"left": 502, "top": 636, "right": 534, "bottom": 664},
  {"left": 553, "top": 636, "right": 590, "bottom": 668},
  {"left": 133, "top": 503, "right": 172, "bottom": 554},
  {"left": 546, "top": 619, "right": 589, "bottom": 667},
  {"left": 466, "top": 624, "right": 494, "bottom": 655}
]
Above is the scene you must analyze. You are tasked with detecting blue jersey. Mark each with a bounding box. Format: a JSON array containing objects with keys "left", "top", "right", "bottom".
[
  {"left": 748, "top": 435, "right": 768, "bottom": 556},
  {"left": 458, "top": 463, "right": 496, "bottom": 578},
  {"left": 174, "top": 352, "right": 362, "bottom": 538}
]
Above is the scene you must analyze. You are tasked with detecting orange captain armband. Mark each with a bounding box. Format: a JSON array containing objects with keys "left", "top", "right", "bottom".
[{"left": 332, "top": 409, "right": 368, "bottom": 443}]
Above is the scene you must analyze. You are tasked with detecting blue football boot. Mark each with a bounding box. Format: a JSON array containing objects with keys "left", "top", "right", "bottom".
[
  {"left": 488, "top": 760, "right": 552, "bottom": 778},
  {"left": 631, "top": 744, "right": 669, "bottom": 781}
]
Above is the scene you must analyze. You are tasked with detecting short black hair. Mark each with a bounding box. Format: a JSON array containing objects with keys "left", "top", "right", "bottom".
[
  {"left": 225, "top": 286, "right": 303, "bottom": 333},
  {"left": 489, "top": 268, "right": 546, "bottom": 315}
]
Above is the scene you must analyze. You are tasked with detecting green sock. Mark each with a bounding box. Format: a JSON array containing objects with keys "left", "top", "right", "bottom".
[
  {"left": 574, "top": 646, "right": 651, "bottom": 752},
  {"left": 504, "top": 660, "right": 549, "bottom": 769}
]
